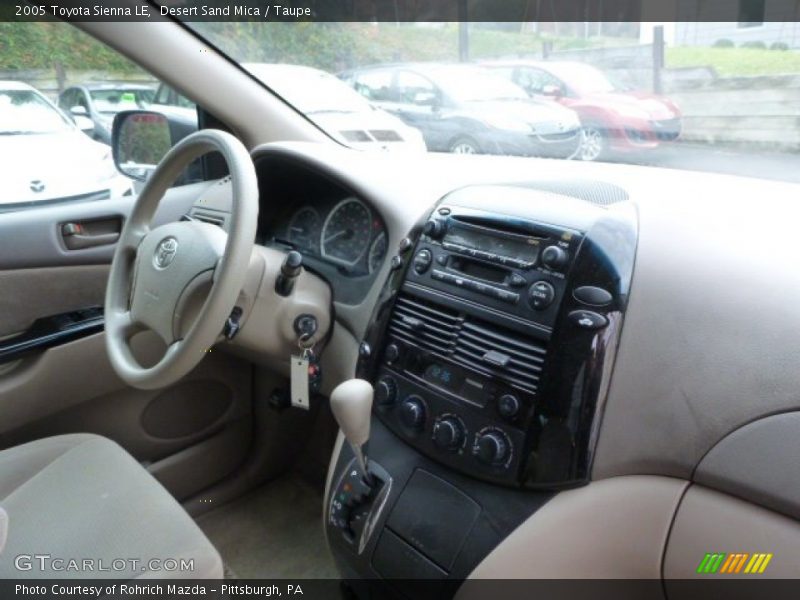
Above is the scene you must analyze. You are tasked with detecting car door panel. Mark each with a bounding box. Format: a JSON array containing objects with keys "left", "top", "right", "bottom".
[
  {"left": 0, "top": 265, "right": 108, "bottom": 339},
  {"left": 0, "top": 329, "right": 253, "bottom": 502},
  {"left": 0, "top": 180, "right": 211, "bottom": 270},
  {"left": 0, "top": 181, "right": 253, "bottom": 501}
]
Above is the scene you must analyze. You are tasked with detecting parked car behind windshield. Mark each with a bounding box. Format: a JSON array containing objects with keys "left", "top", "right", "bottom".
[
  {"left": 58, "top": 83, "right": 155, "bottom": 144},
  {"left": 152, "top": 64, "right": 427, "bottom": 153},
  {"left": 339, "top": 63, "right": 582, "bottom": 158},
  {"left": 0, "top": 81, "right": 131, "bottom": 208},
  {"left": 485, "top": 60, "right": 682, "bottom": 161},
  {"left": 243, "top": 63, "right": 426, "bottom": 153}
]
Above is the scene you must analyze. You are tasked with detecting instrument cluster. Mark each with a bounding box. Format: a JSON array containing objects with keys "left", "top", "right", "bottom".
[{"left": 260, "top": 195, "right": 388, "bottom": 278}]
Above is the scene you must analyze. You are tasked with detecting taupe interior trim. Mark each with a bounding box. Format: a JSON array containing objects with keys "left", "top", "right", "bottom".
[
  {"left": 664, "top": 485, "right": 800, "bottom": 579},
  {"left": 228, "top": 246, "right": 332, "bottom": 364},
  {"left": 591, "top": 172, "right": 800, "bottom": 481},
  {"left": 694, "top": 411, "right": 800, "bottom": 522},
  {"left": 0, "top": 333, "right": 122, "bottom": 433},
  {"left": 0, "top": 266, "right": 108, "bottom": 338},
  {"left": 463, "top": 476, "right": 688, "bottom": 582},
  {"left": 0, "top": 505, "right": 7, "bottom": 555}
]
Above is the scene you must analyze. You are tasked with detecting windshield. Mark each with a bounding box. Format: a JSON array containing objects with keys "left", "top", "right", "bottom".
[
  {"left": 89, "top": 89, "right": 155, "bottom": 114},
  {"left": 0, "top": 90, "right": 72, "bottom": 135},
  {"left": 551, "top": 63, "right": 621, "bottom": 94},
  {"left": 243, "top": 64, "right": 372, "bottom": 114},
  {"left": 179, "top": 21, "right": 800, "bottom": 181},
  {"left": 429, "top": 67, "right": 531, "bottom": 102}
]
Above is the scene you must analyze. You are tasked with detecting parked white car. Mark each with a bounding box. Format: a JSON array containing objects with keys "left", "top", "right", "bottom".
[
  {"left": 242, "top": 63, "right": 427, "bottom": 152},
  {"left": 0, "top": 82, "right": 132, "bottom": 208}
]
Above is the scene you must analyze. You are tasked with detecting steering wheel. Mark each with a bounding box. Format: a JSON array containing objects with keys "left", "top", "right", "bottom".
[{"left": 105, "top": 130, "right": 258, "bottom": 390}]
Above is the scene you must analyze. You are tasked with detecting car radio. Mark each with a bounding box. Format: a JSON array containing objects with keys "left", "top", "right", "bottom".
[
  {"left": 405, "top": 208, "right": 584, "bottom": 331},
  {"left": 358, "top": 187, "right": 638, "bottom": 488}
]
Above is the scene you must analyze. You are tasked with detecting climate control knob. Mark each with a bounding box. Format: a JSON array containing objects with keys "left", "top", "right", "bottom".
[
  {"left": 433, "top": 416, "right": 465, "bottom": 450},
  {"left": 375, "top": 376, "right": 398, "bottom": 406},
  {"left": 474, "top": 429, "right": 511, "bottom": 465},
  {"left": 399, "top": 396, "right": 426, "bottom": 430}
]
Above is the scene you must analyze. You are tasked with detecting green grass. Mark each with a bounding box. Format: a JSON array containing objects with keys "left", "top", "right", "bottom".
[
  {"left": 0, "top": 21, "right": 617, "bottom": 74},
  {"left": 667, "top": 46, "right": 800, "bottom": 77},
  {"left": 0, "top": 22, "right": 141, "bottom": 71}
]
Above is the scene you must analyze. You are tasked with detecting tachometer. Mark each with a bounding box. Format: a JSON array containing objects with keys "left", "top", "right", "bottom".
[
  {"left": 321, "top": 198, "right": 372, "bottom": 266},
  {"left": 287, "top": 207, "right": 321, "bottom": 252},
  {"left": 368, "top": 232, "right": 387, "bottom": 274}
]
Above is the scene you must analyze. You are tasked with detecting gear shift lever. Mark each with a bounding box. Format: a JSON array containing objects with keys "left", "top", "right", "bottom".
[{"left": 330, "top": 379, "right": 373, "bottom": 485}]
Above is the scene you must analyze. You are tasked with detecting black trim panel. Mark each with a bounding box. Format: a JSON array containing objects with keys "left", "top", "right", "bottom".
[
  {"left": 0, "top": 307, "right": 104, "bottom": 365},
  {"left": 357, "top": 185, "right": 638, "bottom": 489}
]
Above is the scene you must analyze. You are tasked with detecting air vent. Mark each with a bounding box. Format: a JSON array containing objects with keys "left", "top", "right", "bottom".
[
  {"left": 388, "top": 295, "right": 460, "bottom": 355},
  {"left": 453, "top": 317, "right": 546, "bottom": 394},
  {"left": 388, "top": 293, "right": 546, "bottom": 395},
  {"left": 191, "top": 211, "right": 225, "bottom": 227}
]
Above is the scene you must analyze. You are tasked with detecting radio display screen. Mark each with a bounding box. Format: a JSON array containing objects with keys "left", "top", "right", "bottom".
[
  {"left": 445, "top": 225, "right": 540, "bottom": 262},
  {"left": 422, "top": 362, "right": 487, "bottom": 407}
]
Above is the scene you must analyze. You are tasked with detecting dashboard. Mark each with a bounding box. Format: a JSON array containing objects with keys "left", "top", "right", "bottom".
[
  {"left": 246, "top": 142, "right": 800, "bottom": 591},
  {"left": 254, "top": 155, "right": 388, "bottom": 304}
]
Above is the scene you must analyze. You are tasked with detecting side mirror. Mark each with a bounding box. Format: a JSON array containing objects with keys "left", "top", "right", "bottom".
[
  {"left": 70, "top": 105, "right": 88, "bottom": 117},
  {"left": 112, "top": 110, "right": 172, "bottom": 182},
  {"left": 542, "top": 84, "right": 563, "bottom": 98}
]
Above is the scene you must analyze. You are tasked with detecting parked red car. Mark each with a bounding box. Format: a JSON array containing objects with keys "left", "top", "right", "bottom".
[{"left": 484, "top": 60, "right": 682, "bottom": 161}]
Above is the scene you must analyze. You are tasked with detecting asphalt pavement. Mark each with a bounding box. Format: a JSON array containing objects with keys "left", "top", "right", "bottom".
[{"left": 604, "top": 142, "right": 800, "bottom": 184}]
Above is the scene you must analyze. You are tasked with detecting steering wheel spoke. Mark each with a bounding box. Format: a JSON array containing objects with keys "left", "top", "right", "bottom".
[
  {"left": 119, "top": 223, "right": 150, "bottom": 254},
  {"left": 117, "top": 310, "right": 146, "bottom": 338}
]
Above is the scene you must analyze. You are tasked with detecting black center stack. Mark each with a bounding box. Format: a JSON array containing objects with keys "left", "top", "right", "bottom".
[
  {"left": 359, "top": 184, "right": 638, "bottom": 488},
  {"left": 330, "top": 185, "right": 637, "bottom": 596}
]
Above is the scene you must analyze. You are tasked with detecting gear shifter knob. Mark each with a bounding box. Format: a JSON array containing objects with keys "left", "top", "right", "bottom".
[{"left": 330, "top": 379, "right": 373, "bottom": 482}]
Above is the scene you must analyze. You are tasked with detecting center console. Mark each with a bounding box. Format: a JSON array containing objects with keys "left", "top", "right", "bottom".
[{"left": 327, "top": 184, "right": 638, "bottom": 597}]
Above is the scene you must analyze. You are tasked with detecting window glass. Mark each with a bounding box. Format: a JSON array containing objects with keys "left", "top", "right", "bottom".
[
  {"left": 516, "top": 68, "right": 563, "bottom": 95},
  {"left": 0, "top": 89, "right": 72, "bottom": 134},
  {"left": 155, "top": 84, "right": 173, "bottom": 105},
  {"left": 353, "top": 70, "right": 396, "bottom": 102},
  {"left": 395, "top": 71, "right": 437, "bottom": 105},
  {"left": 89, "top": 89, "right": 154, "bottom": 114},
  {"left": 0, "top": 23, "right": 183, "bottom": 211},
  {"left": 429, "top": 67, "right": 529, "bottom": 102}
]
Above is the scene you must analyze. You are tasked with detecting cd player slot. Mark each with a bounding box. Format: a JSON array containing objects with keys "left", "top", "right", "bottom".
[
  {"left": 447, "top": 255, "right": 509, "bottom": 285},
  {"left": 450, "top": 215, "right": 550, "bottom": 240}
]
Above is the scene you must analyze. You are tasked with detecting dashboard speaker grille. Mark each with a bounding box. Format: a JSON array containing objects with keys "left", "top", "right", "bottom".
[{"left": 388, "top": 293, "right": 547, "bottom": 395}]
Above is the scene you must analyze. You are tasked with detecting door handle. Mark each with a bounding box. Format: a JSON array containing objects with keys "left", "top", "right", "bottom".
[{"left": 61, "top": 218, "right": 122, "bottom": 250}]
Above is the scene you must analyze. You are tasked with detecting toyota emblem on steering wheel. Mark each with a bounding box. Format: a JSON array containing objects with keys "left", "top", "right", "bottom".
[{"left": 154, "top": 237, "right": 178, "bottom": 269}]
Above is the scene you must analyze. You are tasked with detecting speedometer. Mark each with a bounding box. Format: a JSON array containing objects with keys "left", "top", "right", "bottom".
[
  {"left": 368, "top": 232, "right": 387, "bottom": 274},
  {"left": 287, "top": 207, "right": 321, "bottom": 252},
  {"left": 321, "top": 198, "right": 372, "bottom": 266}
]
